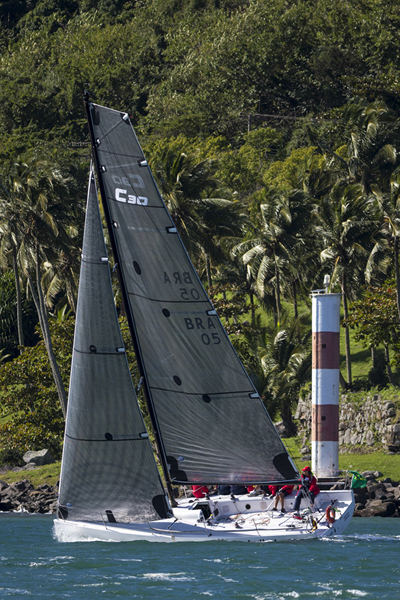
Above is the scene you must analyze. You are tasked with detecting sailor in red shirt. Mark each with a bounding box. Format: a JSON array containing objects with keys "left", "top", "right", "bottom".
[
  {"left": 270, "top": 484, "right": 294, "bottom": 513},
  {"left": 293, "top": 466, "right": 320, "bottom": 516},
  {"left": 192, "top": 485, "right": 209, "bottom": 498}
]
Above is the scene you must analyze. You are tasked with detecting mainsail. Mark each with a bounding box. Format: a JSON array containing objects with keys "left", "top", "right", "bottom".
[
  {"left": 86, "top": 100, "right": 298, "bottom": 486},
  {"left": 58, "top": 169, "right": 169, "bottom": 523}
]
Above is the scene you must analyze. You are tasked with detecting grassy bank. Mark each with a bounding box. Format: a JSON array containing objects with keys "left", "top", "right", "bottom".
[
  {"left": 0, "top": 463, "right": 60, "bottom": 487},
  {"left": 284, "top": 438, "right": 400, "bottom": 481}
]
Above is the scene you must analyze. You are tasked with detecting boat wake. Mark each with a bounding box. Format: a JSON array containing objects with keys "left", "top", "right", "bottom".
[{"left": 321, "top": 532, "right": 400, "bottom": 543}]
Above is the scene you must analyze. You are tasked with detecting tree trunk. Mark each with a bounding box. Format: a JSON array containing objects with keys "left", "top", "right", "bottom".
[
  {"left": 384, "top": 344, "right": 398, "bottom": 387},
  {"left": 12, "top": 241, "right": 24, "bottom": 351},
  {"left": 339, "top": 370, "right": 349, "bottom": 391},
  {"left": 249, "top": 289, "right": 255, "bottom": 320},
  {"left": 205, "top": 254, "right": 212, "bottom": 288},
  {"left": 280, "top": 395, "right": 296, "bottom": 436},
  {"left": 275, "top": 259, "right": 281, "bottom": 326},
  {"left": 292, "top": 280, "right": 298, "bottom": 319},
  {"left": 394, "top": 236, "right": 400, "bottom": 322},
  {"left": 371, "top": 346, "right": 376, "bottom": 369},
  {"left": 341, "top": 273, "right": 352, "bottom": 387},
  {"left": 26, "top": 245, "right": 68, "bottom": 417}
]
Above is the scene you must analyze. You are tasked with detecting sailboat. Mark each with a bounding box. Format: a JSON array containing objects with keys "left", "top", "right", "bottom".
[{"left": 54, "top": 97, "right": 354, "bottom": 542}]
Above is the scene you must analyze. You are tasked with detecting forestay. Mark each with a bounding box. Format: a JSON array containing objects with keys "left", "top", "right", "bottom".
[
  {"left": 58, "top": 170, "right": 169, "bottom": 523},
  {"left": 87, "top": 102, "right": 298, "bottom": 485}
]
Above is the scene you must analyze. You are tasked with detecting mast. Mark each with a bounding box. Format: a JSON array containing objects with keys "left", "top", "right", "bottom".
[{"left": 83, "top": 92, "right": 176, "bottom": 502}]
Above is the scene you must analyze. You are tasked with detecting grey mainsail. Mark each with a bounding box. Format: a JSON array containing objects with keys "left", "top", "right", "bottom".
[
  {"left": 58, "top": 169, "right": 169, "bottom": 523},
  {"left": 86, "top": 101, "right": 298, "bottom": 486}
]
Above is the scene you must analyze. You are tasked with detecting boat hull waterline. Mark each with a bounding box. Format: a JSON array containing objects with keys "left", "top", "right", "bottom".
[{"left": 54, "top": 489, "right": 354, "bottom": 542}]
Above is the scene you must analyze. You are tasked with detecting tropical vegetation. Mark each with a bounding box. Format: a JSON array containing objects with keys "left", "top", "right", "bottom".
[{"left": 1, "top": 0, "right": 400, "bottom": 459}]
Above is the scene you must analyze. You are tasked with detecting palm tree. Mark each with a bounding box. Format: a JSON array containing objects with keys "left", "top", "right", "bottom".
[
  {"left": 0, "top": 155, "right": 76, "bottom": 416},
  {"left": 234, "top": 314, "right": 311, "bottom": 434},
  {"left": 149, "top": 140, "right": 242, "bottom": 285},
  {"left": 316, "top": 183, "right": 378, "bottom": 387},
  {"left": 343, "top": 100, "right": 400, "bottom": 194},
  {"left": 231, "top": 191, "right": 311, "bottom": 325},
  {"left": 368, "top": 169, "right": 400, "bottom": 322},
  {"left": 194, "top": 197, "right": 245, "bottom": 287}
]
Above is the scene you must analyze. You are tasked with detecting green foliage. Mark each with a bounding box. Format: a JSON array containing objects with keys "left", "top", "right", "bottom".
[
  {"left": 345, "top": 281, "right": 400, "bottom": 368},
  {"left": 0, "top": 269, "right": 38, "bottom": 357},
  {"left": 231, "top": 314, "right": 311, "bottom": 427},
  {"left": 0, "top": 319, "right": 74, "bottom": 460},
  {"left": 208, "top": 282, "right": 256, "bottom": 335},
  {"left": 0, "top": 446, "right": 24, "bottom": 467},
  {"left": 2, "top": 0, "right": 400, "bottom": 438}
]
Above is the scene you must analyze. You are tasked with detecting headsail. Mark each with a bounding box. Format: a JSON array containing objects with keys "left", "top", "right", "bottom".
[
  {"left": 58, "top": 169, "right": 170, "bottom": 523},
  {"left": 86, "top": 101, "right": 298, "bottom": 485}
]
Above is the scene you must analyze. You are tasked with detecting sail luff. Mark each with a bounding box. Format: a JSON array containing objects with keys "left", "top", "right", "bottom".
[
  {"left": 84, "top": 96, "right": 174, "bottom": 496},
  {"left": 86, "top": 100, "right": 299, "bottom": 486}
]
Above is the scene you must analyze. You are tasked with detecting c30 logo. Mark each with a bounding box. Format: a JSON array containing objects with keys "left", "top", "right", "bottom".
[
  {"left": 112, "top": 174, "right": 148, "bottom": 206},
  {"left": 115, "top": 188, "right": 148, "bottom": 205}
]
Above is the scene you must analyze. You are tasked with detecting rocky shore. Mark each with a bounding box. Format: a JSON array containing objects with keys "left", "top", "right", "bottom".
[
  {"left": 1, "top": 473, "right": 399, "bottom": 517},
  {"left": 352, "top": 472, "right": 400, "bottom": 518},
  {"left": 0, "top": 479, "right": 58, "bottom": 514}
]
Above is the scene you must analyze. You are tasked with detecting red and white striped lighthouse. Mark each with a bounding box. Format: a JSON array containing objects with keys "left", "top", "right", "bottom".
[{"left": 311, "top": 281, "right": 341, "bottom": 478}]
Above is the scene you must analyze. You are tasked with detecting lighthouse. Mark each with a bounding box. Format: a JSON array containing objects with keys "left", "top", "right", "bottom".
[{"left": 311, "top": 277, "right": 340, "bottom": 478}]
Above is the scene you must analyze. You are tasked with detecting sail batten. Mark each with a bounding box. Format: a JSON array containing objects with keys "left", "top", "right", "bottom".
[{"left": 87, "top": 101, "right": 298, "bottom": 486}]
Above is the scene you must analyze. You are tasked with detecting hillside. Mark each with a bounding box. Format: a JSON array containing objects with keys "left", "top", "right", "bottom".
[{"left": 1, "top": 0, "right": 400, "bottom": 465}]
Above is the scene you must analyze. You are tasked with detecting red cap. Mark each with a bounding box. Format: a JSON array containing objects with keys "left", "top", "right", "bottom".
[{"left": 302, "top": 466, "right": 311, "bottom": 472}]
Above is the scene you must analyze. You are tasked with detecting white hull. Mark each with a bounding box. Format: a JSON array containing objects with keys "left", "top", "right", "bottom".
[{"left": 54, "top": 489, "right": 354, "bottom": 543}]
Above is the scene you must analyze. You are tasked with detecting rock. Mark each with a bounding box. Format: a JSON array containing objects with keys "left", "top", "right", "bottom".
[
  {"left": 367, "top": 483, "right": 385, "bottom": 498},
  {"left": 300, "top": 446, "right": 310, "bottom": 455},
  {"left": 384, "top": 402, "right": 395, "bottom": 411},
  {"left": 343, "top": 429, "right": 352, "bottom": 444},
  {"left": 0, "top": 480, "right": 9, "bottom": 492},
  {"left": 361, "top": 500, "right": 397, "bottom": 517},
  {"left": 387, "top": 487, "right": 400, "bottom": 500},
  {"left": 365, "top": 430, "right": 375, "bottom": 446},
  {"left": 22, "top": 449, "right": 54, "bottom": 466},
  {"left": 0, "top": 478, "right": 59, "bottom": 514},
  {"left": 0, "top": 465, "right": 12, "bottom": 474},
  {"left": 21, "top": 463, "right": 38, "bottom": 471},
  {"left": 354, "top": 494, "right": 367, "bottom": 506},
  {"left": 362, "top": 471, "right": 376, "bottom": 481},
  {"left": 374, "top": 488, "right": 388, "bottom": 500}
]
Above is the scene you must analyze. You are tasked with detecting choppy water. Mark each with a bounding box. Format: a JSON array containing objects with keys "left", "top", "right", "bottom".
[{"left": 0, "top": 514, "right": 399, "bottom": 599}]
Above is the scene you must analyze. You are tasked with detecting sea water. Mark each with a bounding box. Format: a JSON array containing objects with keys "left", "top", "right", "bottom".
[{"left": 0, "top": 514, "right": 399, "bottom": 599}]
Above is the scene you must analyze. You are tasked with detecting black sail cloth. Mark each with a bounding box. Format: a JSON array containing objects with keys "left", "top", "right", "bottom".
[
  {"left": 58, "top": 170, "right": 169, "bottom": 523},
  {"left": 88, "top": 102, "right": 298, "bottom": 486}
]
